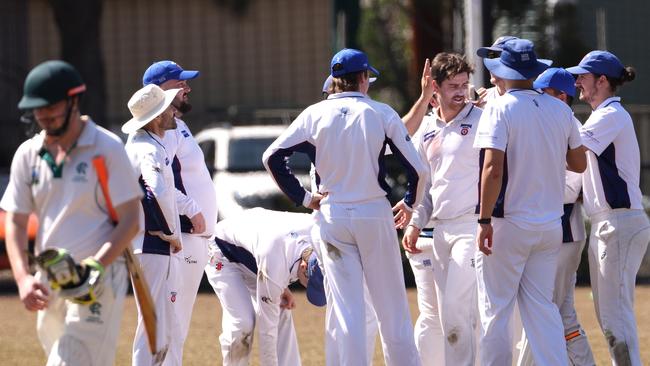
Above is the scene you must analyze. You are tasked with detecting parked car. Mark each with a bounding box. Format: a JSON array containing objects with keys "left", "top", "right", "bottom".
[{"left": 194, "top": 125, "right": 313, "bottom": 220}]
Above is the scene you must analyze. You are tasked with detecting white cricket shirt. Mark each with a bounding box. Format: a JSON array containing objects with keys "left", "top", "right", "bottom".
[
  {"left": 125, "top": 129, "right": 180, "bottom": 255},
  {"left": 164, "top": 118, "right": 217, "bottom": 235},
  {"left": 263, "top": 91, "right": 427, "bottom": 209},
  {"left": 580, "top": 97, "right": 643, "bottom": 216},
  {"left": 213, "top": 208, "right": 315, "bottom": 365},
  {"left": 410, "top": 103, "right": 482, "bottom": 229},
  {"left": 0, "top": 118, "right": 142, "bottom": 260},
  {"left": 474, "top": 89, "right": 582, "bottom": 231}
]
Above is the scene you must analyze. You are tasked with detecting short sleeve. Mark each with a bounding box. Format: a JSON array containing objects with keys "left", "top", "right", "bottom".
[
  {"left": 474, "top": 102, "right": 508, "bottom": 152},
  {"left": 0, "top": 143, "right": 35, "bottom": 214},
  {"left": 580, "top": 112, "right": 624, "bottom": 156},
  {"left": 105, "top": 139, "right": 143, "bottom": 207},
  {"left": 568, "top": 116, "right": 583, "bottom": 150}
]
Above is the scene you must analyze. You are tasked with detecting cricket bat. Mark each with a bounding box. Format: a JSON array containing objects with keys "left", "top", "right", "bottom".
[{"left": 92, "top": 155, "right": 158, "bottom": 355}]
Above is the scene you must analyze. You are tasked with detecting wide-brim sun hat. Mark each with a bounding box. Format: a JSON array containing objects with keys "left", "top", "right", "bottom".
[
  {"left": 483, "top": 39, "right": 552, "bottom": 80},
  {"left": 476, "top": 35, "right": 519, "bottom": 58},
  {"left": 122, "top": 85, "right": 181, "bottom": 134}
]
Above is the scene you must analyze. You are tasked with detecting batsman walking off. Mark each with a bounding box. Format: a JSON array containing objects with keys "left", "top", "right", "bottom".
[
  {"left": 1, "top": 60, "right": 142, "bottom": 366},
  {"left": 263, "top": 48, "right": 427, "bottom": 366}
]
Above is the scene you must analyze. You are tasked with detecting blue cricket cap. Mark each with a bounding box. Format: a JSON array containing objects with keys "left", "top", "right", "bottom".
[
  {"left": 142, "top": 61, "right": 199, "bottom": 86},
  {"left": 330, "top": 48, "right": 379, "bottom": 78},
  {"left": 534, "top": 68, "right": 576, "bottom": 97},
  {"left": 565, "top": 50, "right": 624, "bottom": 78},
  {"left": 306, "top": 252, "right": 326, "bottom": 307},
  {"left": 483, "top": 39, "right": 552, "bottom": 80},
  {"left": 476, "top": 35, "right": 519, "bottom": 58}
]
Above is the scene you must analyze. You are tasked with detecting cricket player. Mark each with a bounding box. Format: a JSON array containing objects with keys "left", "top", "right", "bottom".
[
  {"left": 475, "top": 36, "right": 519, "bottom": 106},
  {"left": 402, "top": 52, "right": 482, "bottom": 365},
  {"left": 263, "top": 48, "right": 427, "bottom": 366},
  {"left": 473, "top": 39, "right": 587, "bottom": 365},
  {"left": 1, "top": 60, "right": 142, "bottom": 366},
  {"left": 517, "top": 67, "right": 596, "bottom": 366},
  {"left": 567, "top": 51, "right": 649, "bottom": 366},
  {"left": 142, "top": 60, "right": 216, "bottom": 364},
  {"left": 204, "top": 208, "right": 325, "bottom": 366},
  {"left": 122, "top": 84, "right": 184, "bottom": 365}
]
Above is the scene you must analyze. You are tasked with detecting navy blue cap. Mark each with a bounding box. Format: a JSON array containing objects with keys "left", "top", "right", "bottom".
[
  {"left": 331, "top": 48, "right": 379, "bottom": 78},
  {"left": 566, "top": 51, "right": 624, "bottom": 78},
  {"left": 483, "top": 39, "right": 552, "bottom": 80},
  {"left": 476, "top": 36, "right": 519, "bottom": 58},
  {"left": 306, "top": 252, "right": 326, "bottom": 307},
  {"left": 142, "top": 61, "right": 199, "bottom": 86},
  {"left": 534, "top": 68, "right": 576, "bottom": 97}
]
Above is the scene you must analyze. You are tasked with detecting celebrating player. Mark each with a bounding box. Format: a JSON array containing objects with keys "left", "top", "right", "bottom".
[
  {"left": 205, "top": 208, "right": 325, "bottom": 366},
  {"left": 567, "top": 51, "right": 650, "bottom": 366},
  {"left": 402, "top": 52, "right": 483, "bottom": 365},
  {"left": 263, "top": 48, "right": 427, "bottom": 365},
  {"left": 473, "top": 39, "right": 586, "bottom": 365},
  {"left": 1, "top": 60, "right": 142, "bottom": 366},
  {"left": 123, "top": 84, "right": 183, "bottom": 365},
  {"left": 516, "top": 67, "right": 596, "bottom": 366},
  {"left": 142, "top": 60, "right": 216, "bottom": 364}
]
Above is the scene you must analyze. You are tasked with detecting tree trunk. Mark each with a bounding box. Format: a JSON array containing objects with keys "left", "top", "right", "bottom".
[{"left": 49, "top": 0, "right": 107, "bottom": 126}]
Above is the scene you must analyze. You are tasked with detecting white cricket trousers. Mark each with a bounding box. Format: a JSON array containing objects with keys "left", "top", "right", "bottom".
[
  {"left": 588, "top": 209, "right": 650, "bottom": 366},
  {"left": 36, "top": 260, "right": 128, "bottom": 366},
  {"left": 132, "top": 253, "right": 182, "bottom": 366},
  {"left": 431, "top": 215, "right": 479, "bottom": 366},
  {"left": 406, "top": 236, "right": 445, "bottom": 366},
  {"left": 169, "top": 234, "right": 211, "bottom": 365},
  {"left": 314, "top": 197, "right": 421, "bottom": 366},
  {"left": 476, "top": 218, "right": 567, "bottom": 366},
  {"left": 517, "top": 239, "right": 595, "bottom": 366},
  {"left": 205, "top": 249, "right": 301, "bottom": 366}
]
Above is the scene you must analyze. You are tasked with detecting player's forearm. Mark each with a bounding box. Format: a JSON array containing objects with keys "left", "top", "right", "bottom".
[
  {"left": 402, "top": 94, "right": 430, "bottom": 136},
  {"left": 93, "top": 198, "right": 140, "bottom": 266},
  {"left": 479, "top": 161, "right": 503, "bottom": 219},
  {"left": 5, "top": 212, "right": 32, "bottom": 282}
]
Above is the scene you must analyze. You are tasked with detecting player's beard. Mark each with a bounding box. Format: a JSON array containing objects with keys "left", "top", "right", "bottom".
[{"left": 172, "top": 98, "right": 192, "bottom": 115}]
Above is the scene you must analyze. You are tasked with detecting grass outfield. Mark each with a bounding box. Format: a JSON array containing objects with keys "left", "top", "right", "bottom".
[{"left": 0, "top": 287, "right": 648, "bottom": 365}]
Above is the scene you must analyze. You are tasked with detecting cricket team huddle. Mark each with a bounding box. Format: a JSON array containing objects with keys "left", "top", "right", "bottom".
[{"left": 1, "top": 35, "right": 648, "bottom": 366}]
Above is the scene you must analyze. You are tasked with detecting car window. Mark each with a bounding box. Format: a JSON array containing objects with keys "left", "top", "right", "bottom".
[
  {"left": 198, "top": 140, "right": 216, "bottom": 174},
  {"left": 227, "top": 137, "right": 311, "bottom": 173}
]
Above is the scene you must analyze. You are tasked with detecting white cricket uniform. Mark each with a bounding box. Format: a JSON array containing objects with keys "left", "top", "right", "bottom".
[
  {"left": 163, "top": 118, "right": 217, "bottom": 364},
  {"left": 473, "top": 89, "right": 582, "bottom": 365},
  {"left": 580, "top": 96, "right": 650, "bottom": 366},
  {"left": 0, "top": 118, "right": 142, "bottom": 366},
  {"left": 125, "top": 129, "right": 183, "bottom": 366},
  {"left": 263, "top": 91, "right": 427, "bottom": 366},
  {"left": 204, "top": 208, "right": 314, "bottom": 366},
  {"left": 409, "top": 103, "right": 482, "bottom": 365},
  {"left": 518, "top": 164, "right": 596, "bottom": 366},
  {"left": 405, "top": 115, "right": 444, "bottom": 366}
]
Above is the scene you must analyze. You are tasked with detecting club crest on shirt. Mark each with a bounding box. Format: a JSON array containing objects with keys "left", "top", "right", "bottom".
[
  {"left": 86, "top": 302, "right": 103, "bottom": 324},
  {"left": 460, "top": 124, "right": 472, "bottom": 136},
  {"left": 30, "top": 166, "right": 40, "bottom": 185},
  {"left": 181, "top": 130, "right": 190, "bottom": 138},
  {"left": 170, "top": 291, "right": 177, "bottom": 303},
  {"left": 73, "top": 162, "right": 88, "bottom": 182}
]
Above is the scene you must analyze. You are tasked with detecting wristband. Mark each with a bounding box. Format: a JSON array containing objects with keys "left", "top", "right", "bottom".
[{"left": 477, "top": 217, "right": 492, "bottom": 225}]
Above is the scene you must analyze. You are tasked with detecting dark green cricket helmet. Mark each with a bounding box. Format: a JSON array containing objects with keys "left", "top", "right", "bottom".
[{"left": 18, "top": 60, "right": 86, "bottom": 110}]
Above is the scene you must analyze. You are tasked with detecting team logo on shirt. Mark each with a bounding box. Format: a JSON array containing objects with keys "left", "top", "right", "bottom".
[
  {"left": 422, "top": 259, "right": 431, "bottom": 267},
  {"left": 170, "top": 291, "right": 177, "bottom": 303},
  {"left": 30, "top": 166, "right": 40, "bottom": 185},
  {"left": 423, "top": 130, "right": 437, "bottom": 142},
  {"left": 86, "top": 302, "right": 103, "bottom": 323},
  {"left": 181, "top": 130, "right": 190, "bottom": 138},
  {"left": 215, "top": 261, "right": 223, "bottom": 271},
  {"left": 460, "top": 124, "right": 472, "bottom": 136},
  {"left": 261, "top": 296, "right": 272, "bottom": 304},
  {"left": 73, "top": 162, "right": 88, "bottom": 182},
  {"left": 165, "top": 157, "right": 170, "bottom": 166}
]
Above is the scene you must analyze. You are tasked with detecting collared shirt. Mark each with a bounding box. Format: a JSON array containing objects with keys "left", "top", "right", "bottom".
[
  {"left": 474, "top": 89, "right": 582, "bottom": 231},
  {"left": 164, "top": 118, "right": 217, "bottom": 236},
  {"left": 410, "top": 103, "right": 482, "bottom": 228},
  {"left": 213, "top": 208, "right": 314, "bottom": 365},
  {"left": 580, "top": 96, "right": 643, "bottom": 216},
  {"left": 0, "top": 118, "right": 142, "bottom": 260},
  {"left": 263, "top": 91, "right": 427, "bottom": 209},
  {"left": 125, "top": 129, "right": 180, "bottom": 255}
]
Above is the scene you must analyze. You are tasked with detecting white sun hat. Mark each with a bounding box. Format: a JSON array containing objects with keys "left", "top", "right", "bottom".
[{"left": 121, "top": 84, "right": 181, "bottom": 134}]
